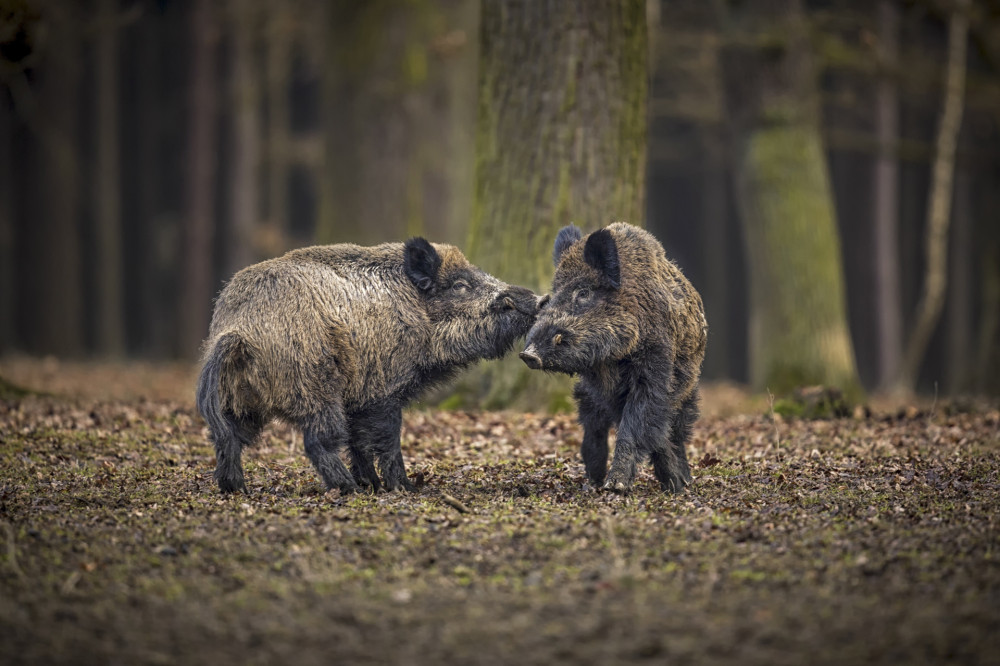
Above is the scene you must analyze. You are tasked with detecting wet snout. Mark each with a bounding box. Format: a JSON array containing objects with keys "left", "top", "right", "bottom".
[
  {"left": 519, "top": 343, "right": 542, "bottom": 370},
  {"left": 496, "top": 286, "right": 540, "bottom": 316}
]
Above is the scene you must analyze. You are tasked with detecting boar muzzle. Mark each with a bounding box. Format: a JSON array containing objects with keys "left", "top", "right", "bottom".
[
  {"left": 495, "top": 286, "right": 539, "bottom": 316},
  {"left": 519, "top": 343, "right": 542, "bottom": 370}
]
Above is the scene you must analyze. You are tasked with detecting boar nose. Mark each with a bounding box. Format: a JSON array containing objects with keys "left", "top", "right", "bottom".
[
  {"left": 498, "top": 286, "right": 538, "bottom": 314},
  {"left": 519, "top": 343, "right": 543, "bottom": 370}
]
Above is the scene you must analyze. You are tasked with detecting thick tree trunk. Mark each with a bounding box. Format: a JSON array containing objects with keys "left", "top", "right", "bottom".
[
  {"left": 700, "top": 135, "right": 729, "bottom": 381},
  {"left": 720, "top": 0, "right": 861, "bottom": 397},
  {"left": 873, "top": 0, "right": 902, "bottom": 392},
  {"left": 179, "top": 0, "right": 219, "bottom": 359},
  {"left": 318, "top": 0, "right": 479, "bottom": 246},
  {"left": 226, "top": 0, "right": 259, "bottom": 276},
  {"left": 95, "top": 0, "right": 125, "bottom": 356},
  {"left": 469, "top": 0, "right": 647, "bottom": 290},
  {"left": 895, "top": 0, "right": 969, "bottom": 394},
  {"left": 463, "top": 0, "right": 648, "bottom": 408}
]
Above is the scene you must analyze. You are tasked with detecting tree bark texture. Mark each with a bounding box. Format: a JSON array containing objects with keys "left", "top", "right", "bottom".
[
  {"left": 873, "top": 0, "right": 902, "bottom": 392},
  {"left": 720, "top": 0, "right": 861, "bottom": 396},
  {"left": 318, "top": 0, "right": 479, "bottom": 246},
  {"left": 179, "top": 0, "right": 219, "bottom": 359},
  {"left": 468, "top": 0, "right": 648, "bottom": 292},
  {"left": 896, "top": 0, "right": 969, "bottom": 393},
  {"left": 95, "top": 0, "right": 125, "bottom": 356},
  {"left": 459, "top": 0, "right": 647, "bottom": 409},
  {"left": 0, "top": 92, "right": 14, "bottom": 352}
]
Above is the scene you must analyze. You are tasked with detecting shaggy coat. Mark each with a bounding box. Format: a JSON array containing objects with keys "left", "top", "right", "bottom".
[
  {"left": 520, "top": 222, "right": 707, "bottom": 493},
  {"left": 198, "top": 238, "right": 538, "bottom": 493}
]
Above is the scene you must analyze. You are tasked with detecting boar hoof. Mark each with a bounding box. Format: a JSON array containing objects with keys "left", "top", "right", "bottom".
[
  {"left": 602, "top": 478, "right": 630, "bottom": 495},
  {"left": 216, "top": 475, "right": 246, "bottom": 494}
]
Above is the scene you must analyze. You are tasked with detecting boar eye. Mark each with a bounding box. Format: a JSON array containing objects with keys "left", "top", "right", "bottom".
[
  {"left": 573, "top": 288, "right": 593, "bottom": 304},
  {"left": 451, "top": 280, "right": 470, "bottom": 294}
]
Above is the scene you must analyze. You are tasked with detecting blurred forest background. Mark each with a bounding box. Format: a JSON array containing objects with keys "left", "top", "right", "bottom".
[{"left": 0, "top": 0, "right": 998, "bottom": 402}]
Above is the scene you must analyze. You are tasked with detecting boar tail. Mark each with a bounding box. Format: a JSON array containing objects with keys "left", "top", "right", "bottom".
[{"left": 196, "top": 332, "right": 253, "bottom": 439}]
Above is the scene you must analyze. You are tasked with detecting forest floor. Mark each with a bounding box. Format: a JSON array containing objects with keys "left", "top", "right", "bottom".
[{"left": 0, "top": 357, "right": 998, "bottom": 665}]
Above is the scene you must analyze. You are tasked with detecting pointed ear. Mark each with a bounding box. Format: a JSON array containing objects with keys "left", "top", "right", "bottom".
[
  {"left": 583, "top": 229, "right": 621, "bottom": 289},
  {"left": 553, "top": 224, "right": 583, "bottom": 267},
  {"left": 404, "top": 237, "right": 441, "bottom": 292}
]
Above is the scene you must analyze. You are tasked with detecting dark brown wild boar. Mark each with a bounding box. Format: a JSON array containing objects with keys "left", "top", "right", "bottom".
[
  {"left": 197, "top": 238, "right": 538, "bottom": 494},
  {"left": 520, "top": 222, "right": 707, "bottom": 493}
]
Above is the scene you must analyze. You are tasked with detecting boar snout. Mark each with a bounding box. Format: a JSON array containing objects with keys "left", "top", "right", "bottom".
[
  {"left": 519, "top": 344, "right": 542, "bottom": 370},
  {"left": 495, "top": 286, "right": 538, "bottom": 316}
]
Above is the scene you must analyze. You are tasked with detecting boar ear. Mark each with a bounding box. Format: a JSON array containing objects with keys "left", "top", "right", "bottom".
[
  {"left": 404, "top": 237, "right": 441, "bottom": 292},
  {"left": 553, "top": 224, "right": 583, "bottom": 267},
  {"left": 583, "top": 229, "right": 621, "bottom": 289}
]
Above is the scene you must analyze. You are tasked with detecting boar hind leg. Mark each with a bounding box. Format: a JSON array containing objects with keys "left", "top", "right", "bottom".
[
  {"left": 212, "top": 410, "right": 264, "bottom": 493},
  {"left": 574, "top": 383, "right": 612, "bottom": 487},
  {"left": 301, "top": 407, "right": 358, "bottom": 494},
  {"left": 668, "top": 391, "right": 699, "bottom": 486}
]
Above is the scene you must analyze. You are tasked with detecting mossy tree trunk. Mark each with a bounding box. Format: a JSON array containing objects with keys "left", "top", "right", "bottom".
[
  {"left": 464, "top": 0, "right": 648, "bottom": 409},
  {"left": 719, "top": 0, "right": 861, "bottom": 397},
  {"left": 317, "top": 0, "right": 479, "bottom": 247}
]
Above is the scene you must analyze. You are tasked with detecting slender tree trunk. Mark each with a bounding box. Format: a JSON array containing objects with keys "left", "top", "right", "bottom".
[
  {"left": 34, "top": 5, "right": 84, "bottom": 356},
  {"left": 95, "top": 0, "right": 125, "bottom": 356},
  {"left": 701, "top": 134, "right": 729, "bottom": 380},
  {"left": 265, "top": 5, "right": 292, "bottom": 248},
  {"left": 463, "top": 0, "right": 648, "bottom": 408},
  {"left": 873, "top": 0, "right": 902, "bottom": 392},
  {"left": 0, "top": 93, "right": 14, "bottom": 353},
  {"left": 720, "top": 0, "right": 861, "bottom": 397},
  {"left": 179, "top": 0, "right": 219, "bottom": 359},
  {"left": 227, "top": 0, "right": 259, "bottom": 276},
  {"left": 946, "top": 164, "right": 972, "bottom": 394},
  {"left": 895, "top": 0, "right": 969, "bottom": 393}
]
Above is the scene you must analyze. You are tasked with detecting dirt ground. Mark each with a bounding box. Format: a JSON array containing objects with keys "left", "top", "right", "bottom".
[{"left": 1, "top": 357, "right": 998, "bottom": 665}]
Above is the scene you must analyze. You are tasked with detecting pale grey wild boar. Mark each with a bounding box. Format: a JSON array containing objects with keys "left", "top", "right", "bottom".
[
  {"left": 519, "top": 222, "right": 707, "bottom": 494},
  {"left": 197, "top": 239, "right": 538, "bottom": 494}
]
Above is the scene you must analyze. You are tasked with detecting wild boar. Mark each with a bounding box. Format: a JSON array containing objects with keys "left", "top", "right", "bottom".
[
  {"left": 197, "top": 238, "right": 538, "bottom": 494},
  {"left": 519, "top": 222, "right": 707, "bottom": 493}
]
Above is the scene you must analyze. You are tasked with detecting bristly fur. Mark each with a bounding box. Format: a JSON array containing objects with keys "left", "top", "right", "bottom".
[
  {"left": 197, "top": 239, "right": 538, "bottom": 494},
  {"left": 522, "top": 222, "right": 707, "bottom": 494},
  {"left": 553, "top": 224, "right": 583, "bottom": 266}
]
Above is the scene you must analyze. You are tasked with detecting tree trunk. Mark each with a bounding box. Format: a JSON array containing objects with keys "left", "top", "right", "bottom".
[
  {"left": 463, "top": 0, "right": 648, "bottom": 408},
  {"left": 226, "top": 0, "right": 259, "bottom": 276},
  {"left": 33, "top": 5, "right": 84, "bottom": 356},
  {"left": 264, "top": 4, "right": 292, "bottom": 252},
  {"left": 700, "top": 134, "right": 730, "bottom": 381},
  {"left": 318, "top": 0, "right": 479, "bottom": 246},
  {"left": 946, "top": 163, "right": 972, "bottom": 394},
  {"left": 0, "top": 91, "right": 14, "bottom": 353},
  {"left": 179, "top": 0, "right": 219, "bottom": 359},
  {"left": 873, "top": 0, "right": 902, "bottom": 392},
  {"left": 720, "top": 0, "right": 861, "bottom": 397},
  {"left": 95, "top": 0, "right": 125, "bottom": 356},
  {"left": 895, "top": 0, "right": 969, "bottom": 394}
]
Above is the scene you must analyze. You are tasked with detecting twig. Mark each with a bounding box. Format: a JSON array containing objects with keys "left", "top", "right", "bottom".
[
  {"left": 2, "top": 521, "right": 24, "bottom": 578},
  {"left": 441, "top": 493, "right": 470, "bottom": 514},
  {"left": 767, "top": 389, "right": 781, "bottom": 448}
]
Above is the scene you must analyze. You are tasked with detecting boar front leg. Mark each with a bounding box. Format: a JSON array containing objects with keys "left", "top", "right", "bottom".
[
  {"left": 358, "top": 403, "right": 414, "bottom": 492},
  {"left": 574, "top": 382, "right": 613, "bottom": 488},
  {"left": 300, "top": 405, "right": 358, "bottom": 494},
  {"left": 345, "top": 412, "right": 383, "bottom": 492},
  {"left": 605, "top": 380, "right": 670, "bottom": 494}
]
